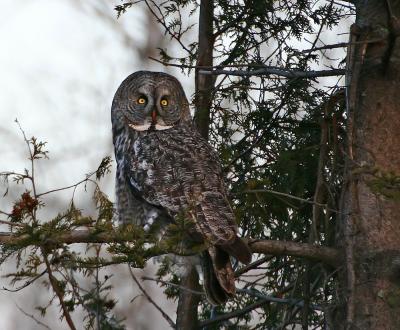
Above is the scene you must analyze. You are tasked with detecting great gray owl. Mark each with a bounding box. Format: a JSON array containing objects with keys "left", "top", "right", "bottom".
[{"left": 111, "top": 71, "right": 251, "bottom": 305}]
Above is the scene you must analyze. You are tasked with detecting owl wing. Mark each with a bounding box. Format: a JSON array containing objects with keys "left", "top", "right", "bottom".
[
  {"left": 114, "top": 127, "right": 171, "bottom": 227},
  {"left": 125, "top": 125, "right": 251, "bottom": 263}
]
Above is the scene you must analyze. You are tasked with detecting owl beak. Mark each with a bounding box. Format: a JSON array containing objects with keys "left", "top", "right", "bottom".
[{"left": 151, "top": 110, "right": 157, "bottom": 124}]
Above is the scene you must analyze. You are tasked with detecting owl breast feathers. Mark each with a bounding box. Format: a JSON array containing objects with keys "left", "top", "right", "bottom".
[{"left": 111, "top": 71, "right": 251, "bottom": 305}]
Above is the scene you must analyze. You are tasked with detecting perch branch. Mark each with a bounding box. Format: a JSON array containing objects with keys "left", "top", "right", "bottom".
[{"left": 0, "top": 229, "right": 342, "bottom": 266}]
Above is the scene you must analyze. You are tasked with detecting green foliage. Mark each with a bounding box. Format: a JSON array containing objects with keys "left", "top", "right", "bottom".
[{"left": 0, "top": 131, "right": 177, "bottom": 329}]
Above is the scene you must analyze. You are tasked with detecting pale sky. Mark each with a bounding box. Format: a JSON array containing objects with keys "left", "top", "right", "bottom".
[{"left": 0, "top": 1, "right": 178, "bottom": 328}]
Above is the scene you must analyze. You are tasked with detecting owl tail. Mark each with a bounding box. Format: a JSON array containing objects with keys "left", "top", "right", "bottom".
[
  {"left": 202, "top": 237, "right": 252, "bottom": 305},
  {"left": 202, "top": 247, "right": 235, "bottom": 305}
]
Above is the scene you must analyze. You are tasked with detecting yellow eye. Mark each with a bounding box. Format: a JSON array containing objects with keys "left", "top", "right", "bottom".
[
  {"left": 138, "top": 97, "right": 146, "bottom": 104},
  {"left": 160, "top": 99, "right": 168, "bottom": 106}
]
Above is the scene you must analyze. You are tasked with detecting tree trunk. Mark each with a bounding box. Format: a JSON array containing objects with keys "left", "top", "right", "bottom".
[
  {"left": 194, "top": 0, "right": 214, "bottom": 139},
  {"left": 176, "top": 266, "right": 202, "bottom": 329},
  {"left": 176, "top": 1, "right": 215, "bottom": 329},
  {"left": 337, "top": 1, "right": 400, "bottom": 328}
]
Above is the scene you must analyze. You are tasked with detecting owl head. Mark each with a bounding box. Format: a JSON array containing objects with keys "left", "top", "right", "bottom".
[{"left": 112, "top": 71, "right": 191, "bottom": 132}]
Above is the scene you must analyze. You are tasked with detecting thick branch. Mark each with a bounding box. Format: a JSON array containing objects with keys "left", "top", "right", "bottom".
[
  {"left": 248, "top": 239, "right": 341, "bottom": 267},
  {"left": 0, "top": 230, "right": 341, "bottom": 266}
]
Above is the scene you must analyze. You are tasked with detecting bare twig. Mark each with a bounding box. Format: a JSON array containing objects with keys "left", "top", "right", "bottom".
[
  {"left": 0, "top": 219, "right": 25, "bottom": 228},
  {"left": 144, "top": 0, "right": 193, "bottom": 56},
  {"left": 332, "top": 0, "right": 355, "bottom": 9},
  {"left": 234, "top": 256, "right": 274, "bottom": 277},
  {"left": 42, "top": 251, "right": 77, "bottom": 330},
  {"left": 301, "top": 42, "right": 349, "bottom": 53},
  {"left": 36, "top": 174, "right": 94, "bottom": 197},
  {"left": 15, "top": 119, "right": 37, "bottom": 198},
  {"left": 141, "top": 276, "right": 204, "bottom": 295},
  {"left": 16, "top": 303, "right": 52, "bottom": 330},
  {"left": 0, "top": 210, "right": 11, "bottom": 217},
  {"left": 303, "top": 0, "right": 334, "bottom": 66},
  {"left": 240, "top": 189, "right": 339, "bottom": 213},
  {"left": 128, "top": 267, "right": 176, "bottom": 328}
]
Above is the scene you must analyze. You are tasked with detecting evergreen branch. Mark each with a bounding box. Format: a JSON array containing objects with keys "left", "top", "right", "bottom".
[
  {"left": 237, "top": 288, "right": 323, "bottom": 311},
  {"left": 150, "top": 55, "right": 345, "bottom": 78},
  {"left": 140, "top": 276, "right": 325, "bottom": 311},
  {"left": 0, "top": 229, "right": 341, "bottom": 266},
  {"left": 199, "top": 68, "right": 346, "bottom": 78},
  {"left": 150, "top": 55, "right": 346, "bottom": 77},
  {"left": 197, "top": 298, "right": 270, "bottom": 328},
  {"left": 2, "top": 270, "right": 47, "bottom": 292},
  {"left": 198, "top": 288, "right": 324, "bottom": 328},
  {"left": 299, "top": 38, "right": 386, "bottom": 53}
]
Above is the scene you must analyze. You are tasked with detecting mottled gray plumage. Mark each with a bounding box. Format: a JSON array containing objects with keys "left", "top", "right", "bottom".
[{"left": 111, "top": 71, "right": 251, "bottom": 304}]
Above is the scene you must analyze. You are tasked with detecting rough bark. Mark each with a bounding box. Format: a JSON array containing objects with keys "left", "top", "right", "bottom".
[
  {"left": 176, "top": 266, "right": 201, "bottom": 330},
  {"left": 177, "top": 1, "right": 215, "bottom": 328},
  {"left": 194, "top": 0, "right": 214, "bottom": 139},
  {"left": 336, "top": 1, "right": 400, "bottom": 328}
]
